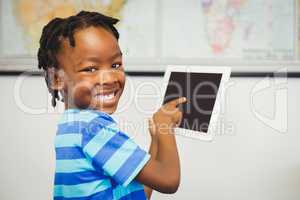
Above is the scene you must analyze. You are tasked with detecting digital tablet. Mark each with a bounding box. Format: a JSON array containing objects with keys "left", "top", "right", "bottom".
[{"left": 161, "top": 66, "right": 231, "bottom": 141}]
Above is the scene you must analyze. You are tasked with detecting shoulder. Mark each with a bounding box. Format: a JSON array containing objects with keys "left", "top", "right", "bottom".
[
  {"left": 78, "top": 110, "right": 120, "bottom": 148},
  {"left": 83, "top": 109, "right": 118, "bottom": 133},
  {"left": 57, "top": 108, "right": 117, "bottom": 134}
]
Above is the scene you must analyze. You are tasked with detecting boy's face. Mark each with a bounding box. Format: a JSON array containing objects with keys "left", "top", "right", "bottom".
[{"left": 55, "top": 26, "right": 125, "bottom": 114}]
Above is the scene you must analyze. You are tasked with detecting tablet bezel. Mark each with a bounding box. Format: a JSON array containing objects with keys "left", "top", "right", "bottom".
[{"left": 161, "top": 65, "right": 231, "bottom": 141}]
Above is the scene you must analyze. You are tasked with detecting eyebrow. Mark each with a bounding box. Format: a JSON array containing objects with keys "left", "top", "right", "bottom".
[{"left": 110, "top": 51, "right": 123, "bottom": 60}]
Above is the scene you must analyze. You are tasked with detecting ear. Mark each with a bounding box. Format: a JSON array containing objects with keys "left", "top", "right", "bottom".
[{"left": 47, "top": 67, "right": 65, "bottom": 91}]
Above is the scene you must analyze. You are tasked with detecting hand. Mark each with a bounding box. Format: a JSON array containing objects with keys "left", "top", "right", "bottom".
[{"left": 152, "top": 97, "right": 187, "bottom": 134}]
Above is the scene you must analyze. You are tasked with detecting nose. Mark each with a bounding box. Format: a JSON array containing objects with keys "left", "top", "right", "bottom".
[{"left": 95, "top": 69, "right": 117, "bottom": 87}]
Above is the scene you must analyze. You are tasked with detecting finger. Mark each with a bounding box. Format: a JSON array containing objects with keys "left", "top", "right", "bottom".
[
  {"left": 167, "top": 97, "right": 187, "bottom": 107},
  {"left": 173, "top": 110, "right": 183, "bottom": 124},
  {"left": 160, "top": 106, "right": 180, "bottom": 116}
]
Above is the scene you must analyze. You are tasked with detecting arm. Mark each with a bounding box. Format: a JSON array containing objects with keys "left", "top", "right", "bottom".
[
  {"left": 137, "top": 97, "right": 186, "bottom": 194},
  {"left": 144, "top": 119, "right": 158, "bottom": 199}
]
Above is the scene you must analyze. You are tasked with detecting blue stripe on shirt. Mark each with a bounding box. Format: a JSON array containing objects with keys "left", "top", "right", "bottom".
[
  {"left": 103, "top": 139, "right": 138, "bottom": 176},
  {"left": 57, "top": 121, "right": 87, "bottom": 135},
  {"left": 55, "top": 170, "right": 107, "bottom": 185},
  {"left": 87, "top": 116, "right": 114, "bottom": 131},
  {"left": 91, "top": 132, "right": 128, "bottom": 170},
  {"left": 82, "top": 116, "right": 115, "bottom": 147},
  {"left": 113, "top": 147, "right": 148, "bottom": 186},
  {"left": 82, "top": 128, "right": 117, "bottom": 158},
  {"left": 81, "top": 121, "right": 119, "bottom": 148},
  {"left": 54, "top": 179, "right": 111, "bottom": 198},
  {"left": 81, "top": 118, "right": 106, "bottom": 148},
  {"left": 123, "top": 154, "right": 150, "bottom": 187},
  {"left": 119, "top": 190, "right": 146, "bottom": 200},
  {"left": 87, "top": 109, "right": 116, "bottom": 123},
  {"left": 119, "top": 189, "right": 147, "bottom": 200},
  {"left": 113, "top": 181, "right": 144, "bottom": 199},
  {"left": 56, "top": 146, "right": 85, "bottom": 160},
  {"left": 54, "top": 188, "right": 113, "bottom": 200}
]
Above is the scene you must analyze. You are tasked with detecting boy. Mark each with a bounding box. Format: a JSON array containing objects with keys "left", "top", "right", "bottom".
[{"left": 38, "top": 11, "right": 186, "bottom": 200}]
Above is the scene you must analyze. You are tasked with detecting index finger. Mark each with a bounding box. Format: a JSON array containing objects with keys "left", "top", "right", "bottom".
[{"left": 166, "top": 97, "right": 187, "bottom": 107}]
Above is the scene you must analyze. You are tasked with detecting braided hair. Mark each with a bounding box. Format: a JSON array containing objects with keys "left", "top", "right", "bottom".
[{"left": 37, "top": 11, "right": 120, "bottom": 107}]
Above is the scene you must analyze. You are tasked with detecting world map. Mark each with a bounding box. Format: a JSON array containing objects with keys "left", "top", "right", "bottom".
[
  {"left": 12, "top": 0, "right": 125, "bottom": 53},
  {"left": 1, "top": 0, "right": 297, "bottom": 63},
  {"left": 161, "top": 0, "right": 295, "bottom": 60},
  {"left": 201, "top": 0, "right": 295, "bottom": 59},
  {"left": 201, "top": 0, "right": 247, "bottom": 54}
]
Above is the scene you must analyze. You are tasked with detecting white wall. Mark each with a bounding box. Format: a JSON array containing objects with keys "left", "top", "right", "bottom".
[{"left": 0, "top": 75, "right": 300, "bottom": 200}]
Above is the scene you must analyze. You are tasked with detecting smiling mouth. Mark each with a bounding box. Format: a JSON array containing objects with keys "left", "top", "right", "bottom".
[
  {"left": 95, "top": 92, "right": 116, "bottom": 101},
  {"left": 93, "top": 90, "right": 119, "bottom": 104}
]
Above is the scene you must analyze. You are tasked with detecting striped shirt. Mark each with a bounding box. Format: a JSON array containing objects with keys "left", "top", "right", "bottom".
[{"left": 54, "top": 108, "right": 150, "bottom": 200}]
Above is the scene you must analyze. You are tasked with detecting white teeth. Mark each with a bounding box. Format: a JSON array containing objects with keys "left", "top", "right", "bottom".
[{"left": 95, "top": 93, "right": 115, "bottom": 101}]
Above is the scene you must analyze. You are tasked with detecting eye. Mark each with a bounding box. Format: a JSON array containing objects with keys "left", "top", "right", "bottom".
[
  {"left": 112, "top": 63, "right": 122, "bottom": 69},
  {"left": 81, "top": 66, "right": 98, "bottom": 72}
]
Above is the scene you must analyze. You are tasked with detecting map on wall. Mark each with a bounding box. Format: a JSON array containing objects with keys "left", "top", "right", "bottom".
[
  {"left": 0, "top": 0, "right": 298, "bottom": 71},
  {"left": 1, "top": 0, "right": 157, "bottom": 59},
  {"left": 11, "top": 0, "right": 126, "bottom": 53},
  {"left": 162, "top": 0, "right": 295, "bottom": 60}
]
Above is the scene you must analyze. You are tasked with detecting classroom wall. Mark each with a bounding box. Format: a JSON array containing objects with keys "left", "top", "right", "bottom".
[{"left": 0, "top": 75, "right": 299, "bottom": 200}]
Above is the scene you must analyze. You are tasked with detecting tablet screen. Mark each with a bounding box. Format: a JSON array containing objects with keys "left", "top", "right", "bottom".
[{"left": 163, "top": 72, "right": 222, "bottom": 133}]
